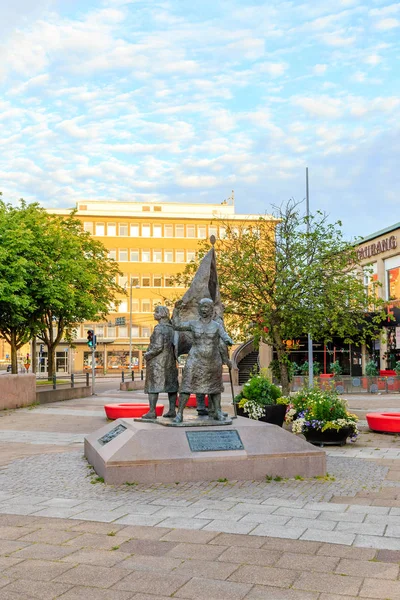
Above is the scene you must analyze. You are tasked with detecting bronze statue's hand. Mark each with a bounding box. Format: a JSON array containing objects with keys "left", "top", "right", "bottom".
[
  {"left": 226, "top": 359, "right": 233, "bottom": 369},
  {"left": 226, "top": 337, "right": 234, "bottom": 346},
  {"left": 144, "top": 353, "right": 150, "bottom": 361}
]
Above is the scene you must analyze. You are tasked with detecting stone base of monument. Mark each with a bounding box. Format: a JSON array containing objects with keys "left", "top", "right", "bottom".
[{"left": 84, "top": 416, "right": 326, "bottom": 484}]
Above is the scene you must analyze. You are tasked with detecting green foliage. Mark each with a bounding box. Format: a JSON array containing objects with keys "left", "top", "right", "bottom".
[
  {"left": 365, "top": 360, "right": 379, "bottom": 377},
  {"left": 330, "top": 360, "right": 342, "bottom": 376},
  {"left": 394, "top": 361, "right": 400, "bottom": 377},
  {"left": 235, "top": 368, "right": 281, "bottom": 407},
  {"left": 299, "top": 361, "right": 321, "bottom": 376}
]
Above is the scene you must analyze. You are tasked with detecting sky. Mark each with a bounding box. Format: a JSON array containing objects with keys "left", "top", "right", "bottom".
[{"left": 1, "top": 0, "right": 399, "bottom": 240}]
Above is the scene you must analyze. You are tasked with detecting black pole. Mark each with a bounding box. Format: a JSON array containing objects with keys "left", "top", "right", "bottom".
[{"left": 71, "top": 373, "right": 74, "bottom": 388}]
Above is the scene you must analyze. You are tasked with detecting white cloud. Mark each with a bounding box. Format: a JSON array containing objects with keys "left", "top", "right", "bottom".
[
  {"left": 313, "top": 64, "right": 327, "bottom": 75},
  {"left": 293, "top": 96, "right": 343, "bottom": 118},
  {"left": 259, "top": 62, "right": 288, "bottom": 77},
  {"left": 375, "top": 17, "right": 400, "bottom": 30},
  {"left": 365, "top": 54, "right": 382, "bottom": 66}
]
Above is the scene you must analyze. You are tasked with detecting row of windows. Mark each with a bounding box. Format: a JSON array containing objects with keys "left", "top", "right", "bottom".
[
  {"left": 118, "top": 275, "right": 181, "bottom": 288},
  {"left": 109, "top": 249, "right": 196, "bottom": 263},
  {"left": 117, "top": 299, "right": 167, "bottom": 313},
  {"left": 84, "top": 222, "right": 228, "bottom": 239},
  {"left": 81, "top": 324, "right": 152, "bottom": 338}
]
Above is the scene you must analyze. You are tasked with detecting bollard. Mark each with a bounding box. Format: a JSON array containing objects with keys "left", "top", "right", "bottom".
[
  {"left": 122, "top": 371, "right": 125, "bottom": 383},
  {"left": 86, "top": 372, "right": 89, "bottom": 387},
  {"left": 141, "top": 369, "right": 144, "bottom": 380},
  {"left": 52, "top": 374, "right": 56, "bottom": 390},
  {"left": 71, "top": 374, "right": 74, "bottom": 388},
  {"left": 131, "top": 370, "right": 134, "bottom": 381}
]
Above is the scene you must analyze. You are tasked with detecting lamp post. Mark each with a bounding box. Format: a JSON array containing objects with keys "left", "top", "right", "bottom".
[
  {"left": 306, "top": 167, "right": 314, "bottom": 389},
  {"left": 128, "top": 279, "right": 140, "bottom": 370}
]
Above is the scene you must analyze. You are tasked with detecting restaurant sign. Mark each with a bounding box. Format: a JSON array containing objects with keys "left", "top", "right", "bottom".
[{"left": 358, "top": 235, "right": 397, "bottom": 260}]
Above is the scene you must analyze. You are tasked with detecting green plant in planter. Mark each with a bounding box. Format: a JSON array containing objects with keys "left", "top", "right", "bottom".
[
  {"left": 299, "top": 361, "right": 321, "bottom": 376},
  {"left": 394, "top": 361, "right": 400, "bottom": 377},
  {"left": 234, "top": 368, "right": 282, "bottom": 420},
  {"left": 330, "top": 361, "right": 342, "bottom": 376},
  {"left": 365, "top": 360, "right": 379, "bottom": 377}
]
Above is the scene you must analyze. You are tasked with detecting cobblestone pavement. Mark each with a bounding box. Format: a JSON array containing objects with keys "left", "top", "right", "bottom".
[{"left": 3, "top": 391, "right": 400, "bottom": 599}]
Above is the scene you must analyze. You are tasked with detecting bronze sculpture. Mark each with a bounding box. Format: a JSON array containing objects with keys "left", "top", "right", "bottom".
[
  {"left": 142, "top": 305, "right": 178, "bottom": 419},
  {"left": 172, "top": 297, "right": 233, "bottom": 423}
]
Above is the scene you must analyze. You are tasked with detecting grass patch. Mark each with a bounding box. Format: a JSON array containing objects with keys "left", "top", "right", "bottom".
[
  {"left": 36, "top": 379, "right": 69, "bottom": 386},
  {"left": 90, "top": 476, "right": 104, "bottom": 484}
]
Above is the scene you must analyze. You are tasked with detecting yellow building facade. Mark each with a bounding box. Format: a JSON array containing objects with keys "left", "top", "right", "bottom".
[{"left": 46, "top": 198, "right": 266, "bottom": 374}]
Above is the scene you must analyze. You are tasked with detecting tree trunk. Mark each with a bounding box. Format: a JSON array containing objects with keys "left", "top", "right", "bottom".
[
  {"left": 47, "top": 350, "right": 56, "bottom": 379},
  {"left": 31, "top": 338, "right": 36, "bottom": 374},
  {"left": 272, "top": 327, "right": 290, "bottom": 396},
  {"left": 10, "top": 331, "right": 18, "bottom": 374}
]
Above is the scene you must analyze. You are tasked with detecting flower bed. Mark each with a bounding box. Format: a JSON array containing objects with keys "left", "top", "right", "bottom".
[{"left": 285, "top": 388, "right": 358, "bottom": 444}]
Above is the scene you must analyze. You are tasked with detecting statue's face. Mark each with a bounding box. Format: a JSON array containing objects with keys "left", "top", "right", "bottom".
[
  {"left": 199, "top": 301, "right": 213, "bottom": 318},
  {"left": 154, "top": 308, "right": 162, "bottom": 321}
]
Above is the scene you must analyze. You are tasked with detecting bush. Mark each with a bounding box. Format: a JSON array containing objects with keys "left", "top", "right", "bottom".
[
  {"left": 330, "top": 360, "right": 342, "bottom": 376},
  {"left": 395, "top": 361, "right": 400, "bottom": 377},
  {"left": 365, "top": 360, "right": 379, "bottom": 377},
  {"left": 299, "top": 361, "right": 321, "bottom": 376},
  {"left": 235, "top": 369, "right": 282, "bottom": 419}
]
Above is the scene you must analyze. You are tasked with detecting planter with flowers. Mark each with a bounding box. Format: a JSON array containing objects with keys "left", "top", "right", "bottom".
[
  {"left": 235, "top": 369, "right": 287, "bottom": 427},
  {"left": 285, "top": 388, "right": 358, "bottom": 446}
]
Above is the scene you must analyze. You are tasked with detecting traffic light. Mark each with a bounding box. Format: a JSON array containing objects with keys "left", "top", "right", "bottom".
[{"left": 87, "top": 330, "right": 94, "bottom": 347}]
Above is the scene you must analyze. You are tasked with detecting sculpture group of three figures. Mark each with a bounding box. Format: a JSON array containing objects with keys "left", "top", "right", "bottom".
[{"left": 142, "top": 242, "right": 234, "bottom": 425}]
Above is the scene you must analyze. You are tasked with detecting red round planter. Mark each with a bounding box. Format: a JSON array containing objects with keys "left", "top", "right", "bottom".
[
  {"left": 175, "top": 394, "right": 209, "bottom": 408},
  {"left": 104, "top": 403, "right": 164, "bottom": 420},
  {"left": 366, "top": 412, "right": 400, "bottom": 433}
]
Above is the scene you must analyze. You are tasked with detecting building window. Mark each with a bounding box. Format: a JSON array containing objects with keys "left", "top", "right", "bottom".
[
  {"left": 187, "top": 225, "right": 196, "bottom": 238},
  {"left": 209, "top": 226, "right": 218, "bottom": 238},
  {"left": 119, "top": 249, "right": 128, "bottom": 261},
  {"left": 165, "top": 251, "right": 173, "bottom": 262},
  {"left": 153, "top": 225, "right": 162, "bottom": 238},
  {"left": 118, "top": 326, "right": 127, "bottom": 337},
  {"left": 388, "top": 268, "right": 400, "bottom": 300},
  {"left": 142, "top": 300, "right": 151, "bottom": 312},
  {"left": 107, "top": 325, "right": 116, "bottom": 338},
  {"left": 176, "top": 251, "right": 185, "bottom": 263},
  {"left": 154, "top": 276, "right": 162, "bottom": 287},
  {"left": 119, "top": 301, "right": 128, "bottom": 313},
  {"left": 153, "top": 250, "right": 162, "bottom": 262},
  {"left": 130, "top": 249, "right": 139, "bottom": 262},
  {"left": 95, "top": 223, "right": 105, "bottom": 236},
  {"left": 165, "top": 225, "right": 173, "bottom": 238},
  {"left": 119, "top": 223, "right": 128, "bottom": 236},
  {"left": 176, "top": 225, "right": 184, "bottom": 237},
  {"left": 187, "top": 251, "right": 196, "bottom": 262},
  {"left": 142, "top": 250, "right": 151, "bottom": 262},
  {"left": 141, "top": 327, "right": 151, "bottom": 338},
  {"left": 130, "top": 224, "right": 139, "bottom": 237},
  {"left": 142, "top": 224, "right": 151, "bottom": 237},
  {"left": 198, "top": 226, "right": 206, "bottom": 239},
  {"left": 119, "top": 275, "right": 128, "bottom": 287},
  {"left": 83, "top": 222, "right": 93, "bottom": 234},
  {"left": 108, "top": 250, "right": 116, "bottom": 260},
  {"left": 95, "top": 325, "right": 104, "bottom": 337},
  {"left": 165, "top": 277, "right": 174, "bottom": 287},
  {"left": 107, "top": 223, "right": 116, "bottom": 236},
  {"left": 220, "top": 227, "right": 226, "bottom": 239},
  {"left": 154, "top": 206, "right": 162, "bottom": 212},
  {"left": 132, "top": 299, "right": 139, "bottom": 312},
  {"left": 142, "top": 206, "right": 150, "bottom": 212},
  {"left": 142, "top": 276, "right": 151, "bottom": 287},
  {"left": 131, "top": 325, "right": 139, "bottom": 337},
  {"left": 130, "top": 276, "right": 140, "bottom": 287}
]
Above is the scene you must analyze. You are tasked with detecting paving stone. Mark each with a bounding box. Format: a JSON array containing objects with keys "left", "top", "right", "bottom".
[
  {"left": 317, "top": 544, "right": 376, "bottom": 560},
  {"left": 113, "top": 570, "right": 191, "bottom": 596},
  {"left": 173, "top": 576, "right": 252, "bottom": 599},
  {"left": 210, "top": 532, "right": 268, "bottom": 548},
  {"left": 156, "top": 517, "right": 212, "bottom": 530},
  {"left": 62, "top": 548, "right": 132, "bottom": 567},
  {"left": 293, "top": 571, "right": 362, "bottom": 595},
  {"left": 300, "top": 529, "right": 356, "bottom": 546},
  {"left": 72, "top": 509, "right": 130, "bottom": 522},
  {"left": 160, "top": 529, "right": 218, "bottom": 544},
  {"left": 3, "top": 558, "right": 74, "bottom": 581},
  {"left": 53, "top": 563, "right": 133, "bottom": 588},
  {"left": 238, "top": 513, "right": 290, "bottom": 525},
  {"left": 0, "top": 539, "right": 31, "bottom": 555},
  {"left": 167, "top": 542, "right": 227, "bottom": 560},
  {"left": 245, "top": 586, "right": 318, "bottom": 600},
  {"left": 217, "top": 545, "right": 281, "bottom": 566},
  {"left": 0, "top": 557, "right": 24, "bottom": 572},
  {"left": 113, "top": 514, "right": 166, "bottom": 527},
  {"left": 117, "top": 553, "right": 183, "bottom": 572},
  {"left": 303, "top": 503, "right": 347, "bottom": 513},
  {"left": 50, "top": 586, "right": 134, "bottom": 600},
  {"left": 117, "top": 538, "right": 178, "bottom": 556},
  {"left": 69, "top": 521, "right": 127, "bottom": 535},
  {"left": 287, "top": 518, "right": 336, "bottom": 531},
  {"left": 119, "top": 525, "right": 172, "bottom": 540},
  {"left": 193, "top": 510, "right": 243, "bottom": 522},
  {"left": 260, "top": 538, "right": 321, "bottom": 554},
  {"left": 375, "top": 548, "right": 400, "bottom": 562},
  {"left": 0, "top": 525, "right": 38, "bottom": 540},
  {"left": 12, "top": 542, "right": 78, "bottom": 560},
  {"left": 0, "top": 515, "right": 36, "bottom": 527},
  {"left": 17, "top": 528, "right": 82, "bottom": 544},
  {"left": 2, "top": 578, "right": 73, "bottom": 599},
  {"left": 250, "top": 524, "right": 306, "bottom": 539},
  {"left": 202, "top": 520, "right": 257, "bottom": 535},
  {"left": 347, "top": 505, "right": 390, "bottom": 515},
  {"left": 335, "top": 521, "right": 386, "bottom": 536},
  {"left": 31, "top": 507, "right": 85, "bottom": 519},
  {"left": 0, "top": 588, "right": 34, "bottom": 600},
  {"left": 319, "top": 595, "right": 365, "bottom": 600},
  {"left": 318, "top": 511, "right": 365, "bottom": 523},
  {"left": 356, "top": 535, "right": 400, "bottom": 550},
  {"left": 173, "top": 558, "right": 239, "bottom": 579},
  {"left": 359, "top": 577, "right": 400, "bottom": 598},
  {"left": 335, "top": 557, "right": 399, "bottom": 579},
  {"left": 65, "top": 533, "right": 131, "bottom": 550},
  {"left": 275, "top": 552, "right": 339, "bottom": 573},
  {"left": 229, "top": 564, "right": 297, "bottom": 587},
  {"left": 273, "top": 507, "right": 321, "bottom": 519}
]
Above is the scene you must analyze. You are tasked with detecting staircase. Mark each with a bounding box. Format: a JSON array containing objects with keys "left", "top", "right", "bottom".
[{"left": 238, "top": 350, "right": 259, "bottom": 385}]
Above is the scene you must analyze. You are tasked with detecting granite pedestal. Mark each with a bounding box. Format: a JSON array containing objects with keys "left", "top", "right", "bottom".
[{"left": 84, "top": 417, "right": 326, "bottom": 484}]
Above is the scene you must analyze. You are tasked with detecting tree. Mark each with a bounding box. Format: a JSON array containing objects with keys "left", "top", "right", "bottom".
[
  {"left": 0, "top": 198, "right": 124, "bottom": 376},
  {"left": 174, "top": 200, "right": 386, "bottom": 395}
]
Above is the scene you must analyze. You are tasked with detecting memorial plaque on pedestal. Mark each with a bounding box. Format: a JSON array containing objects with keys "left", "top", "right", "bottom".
[
  {"left": 98, "top": 424, "right": 127, "bottom": 446},
  {"left": 186, "top": 429, "right": 244, "bottom": 452}
]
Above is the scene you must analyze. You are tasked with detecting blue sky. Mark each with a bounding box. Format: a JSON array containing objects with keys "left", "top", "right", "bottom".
[{"left": 1, "top": 0, "right": 399, "bottom": 239}]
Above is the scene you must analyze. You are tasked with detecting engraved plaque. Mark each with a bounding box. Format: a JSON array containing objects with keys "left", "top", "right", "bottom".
[
  {"left": 98, "top": 424, "right": 127, "bottom": 446},
  {"left": 186, "top": 430, "right": 244, "bottom": 452}
]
